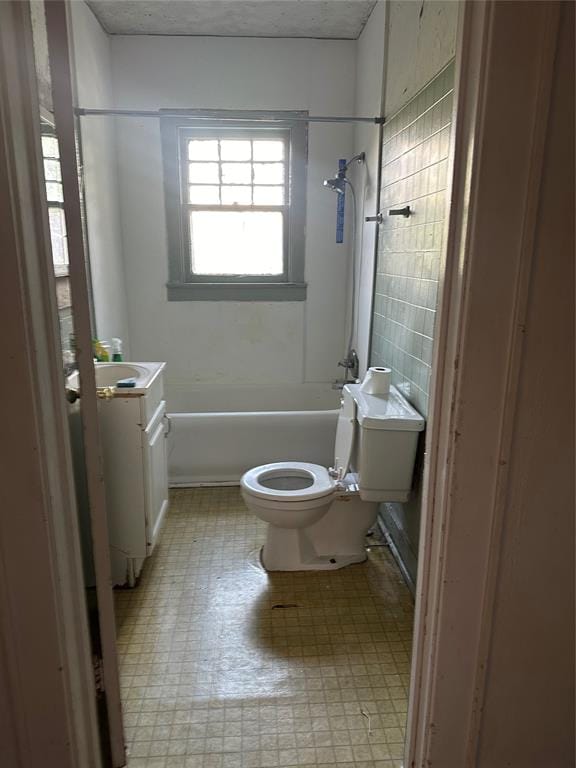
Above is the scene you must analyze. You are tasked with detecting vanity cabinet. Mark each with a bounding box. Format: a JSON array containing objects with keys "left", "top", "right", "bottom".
[{"left": 97, "top": 364, "right": 169, "bottom": 586}]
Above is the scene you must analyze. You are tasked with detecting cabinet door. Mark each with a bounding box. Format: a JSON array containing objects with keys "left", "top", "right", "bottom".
[
  {"left": 143, "top": 400, "right": 169, "bottom": 554},
  {"left": 100, "top": 398, "right": 147, "bottom": 560}
]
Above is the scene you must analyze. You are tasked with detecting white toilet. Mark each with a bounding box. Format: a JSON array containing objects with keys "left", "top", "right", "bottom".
[{"left": 241, "top": 383, "right": 425, "bottom": 571}]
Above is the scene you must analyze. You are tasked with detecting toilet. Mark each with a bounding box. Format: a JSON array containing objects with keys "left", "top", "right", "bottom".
[{"left": 241, "top": 383, "right": 425, "bottom": 571}]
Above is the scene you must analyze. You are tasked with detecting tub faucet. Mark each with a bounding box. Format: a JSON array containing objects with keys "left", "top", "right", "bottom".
[
  {"left": 333, "top": 349, "right": 359, "bottom": 390},
  {"left": 338, "top": 349, "right": 359, "bottom": 380}
]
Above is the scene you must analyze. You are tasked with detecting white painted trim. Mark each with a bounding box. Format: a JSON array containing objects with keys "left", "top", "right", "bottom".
[
  {"left": 0, "top": 2, "right": 101, "bottom": 765},
  {"left": 44, "top": 2, "right": 126, "bottom": 765},
  {"left": 406, "top": 2, "right": 563, "bottom": 766},
  {"left": 462, "top": 7, "right": 561, "bottom": 761}
]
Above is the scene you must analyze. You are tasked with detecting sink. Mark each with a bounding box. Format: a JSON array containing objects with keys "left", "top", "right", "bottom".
[
  {"left": 67, "top": 361, "right": 166, "bottom": 395},
  {"left": 94, "top": 363, "right": 152, "bottom": 388}
]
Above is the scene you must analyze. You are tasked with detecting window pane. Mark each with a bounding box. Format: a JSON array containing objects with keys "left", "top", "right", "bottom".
[
  {"left": 41, "top": 135, "right": 59, "bottom": 158},
  {"left": 253, "top": 140, "right": 284, "bottom": 161},
  {"left": 190, "top": 211, "right": 283, "bottom": 275},
  {"left": 48, "top": 207, "right": 68, "bottom": 266},
  {"left": 253, "top": 186, "right": 284, "bottom": 205},
  {"left": 189, "top": 185, "right": 220, "bottom": 204},
  {"left": 221, "top": 186, "right": 252, "bottom": 205},
  {"left": 188, "top": 140, "right": 219, "bottom": 161},
  {"left": 253, "top": 162, "right": 284, "bottom": 185},
  {"left": 221, "top": 162, "right": 251, "bottom": 185},
  {"left": 46, "top": 182, "right": 63, "bottom": 203},
  {"left": 44, "top": 158, "right": 61, "bottom": 182},
  {"left": 189, "top": 162, "right": 219, "bottom": 184},
  {"left": 220, "top": 140, "right": 251, "bottom": 161}
]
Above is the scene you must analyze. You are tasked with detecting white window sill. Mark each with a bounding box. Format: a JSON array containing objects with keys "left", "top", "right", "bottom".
[{"left": 166, "top": 282, "right": 307, "bottom": 302}]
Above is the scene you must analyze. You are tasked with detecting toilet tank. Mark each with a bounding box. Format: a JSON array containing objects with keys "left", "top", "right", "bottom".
[{"left": 345, "top": 384, "right": 425, "bottom": 502}]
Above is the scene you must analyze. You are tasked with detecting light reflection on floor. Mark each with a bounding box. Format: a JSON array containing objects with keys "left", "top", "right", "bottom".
[{"left": 115, "top": 487, "right": 414, "bottom": 768}]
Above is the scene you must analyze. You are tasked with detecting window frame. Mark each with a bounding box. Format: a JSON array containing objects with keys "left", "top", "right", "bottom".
[{"left": 161, "top": 110, "right": 308, "bottom": 301}]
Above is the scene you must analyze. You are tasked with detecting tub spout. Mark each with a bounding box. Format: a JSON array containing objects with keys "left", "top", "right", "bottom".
[{"left": 337, "top": 349, "right": 359, "bottom": 380}]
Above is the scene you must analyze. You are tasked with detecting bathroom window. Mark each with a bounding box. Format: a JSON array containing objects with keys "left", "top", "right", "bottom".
[
  {"left": 162, "top": 112, "right": 307, "bottom": 301},
  {"left": 41, "top": 131, "right": 69, "bottom": 276}
]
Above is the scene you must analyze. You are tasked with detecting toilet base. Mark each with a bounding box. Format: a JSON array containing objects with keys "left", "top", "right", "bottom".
[
  {"left": 261, "top": 542, "right": 367, "bottom": 572},
  {"left": 260, "top": 498, "right": 377, "bottom": 572}
]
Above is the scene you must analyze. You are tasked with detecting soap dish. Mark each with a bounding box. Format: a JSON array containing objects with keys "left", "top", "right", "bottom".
[{"left": 116, "top": 377, "right": 137, "bottom": 388}]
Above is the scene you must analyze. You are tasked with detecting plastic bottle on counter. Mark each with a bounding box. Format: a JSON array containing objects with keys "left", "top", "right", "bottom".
[
  {"left": 112, "top": 337, "right": 123, "bottom": 362},
  {"left": 93, "top": 338, "right": 110, "bottom": 362}
]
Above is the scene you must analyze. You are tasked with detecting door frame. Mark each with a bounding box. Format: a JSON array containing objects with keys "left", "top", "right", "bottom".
[
  {"left": 405, "top": 1, "right": 564, "bottom": 765},
  {"left": 43, "top": 1, "right": 126, "bottom": 765},
  {"left": 0, "top": 1, "right": 125, "bottom": 766},
  {"left": 0, "top": 1, "right": 568, "bottom": 767},
  {"left": 0, "top": 2, "right": 102, "bottom": 766}
]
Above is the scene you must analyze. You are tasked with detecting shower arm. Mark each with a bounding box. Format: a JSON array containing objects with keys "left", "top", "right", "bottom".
[{"left": 339, "top": 152, "right": 366, "bottom": 176}]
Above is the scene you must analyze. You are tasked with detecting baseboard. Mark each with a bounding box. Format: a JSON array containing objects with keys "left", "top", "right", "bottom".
[{"left": 169, "top": 480, "right": 240, "bottom": 488}]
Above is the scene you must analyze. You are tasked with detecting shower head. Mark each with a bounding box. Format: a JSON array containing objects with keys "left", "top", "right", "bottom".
[
  {"left": 323, "top": 176, "right": 347, "bottom": 194},
  {"left": 323, "top": 152, "right": 365, "bottom": 193}
]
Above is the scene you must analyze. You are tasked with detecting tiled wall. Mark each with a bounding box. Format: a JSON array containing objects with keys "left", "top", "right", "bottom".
[
  {"left": 371, "top": 63, "right": 454, "bottom": 588},
  {"left": 371, "top": 62, "right": 454, "bottom": 418}
]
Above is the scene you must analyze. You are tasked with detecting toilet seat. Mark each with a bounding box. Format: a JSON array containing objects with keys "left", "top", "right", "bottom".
[{"left": 241, "top": 461, "right": 336, "bottom": 502}]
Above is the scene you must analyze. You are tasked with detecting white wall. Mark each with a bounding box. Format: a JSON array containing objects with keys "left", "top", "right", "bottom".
[
  {"left": 71, "top": 2, "right": 130, "bottom": 355},
  {"left": 74, "top": 4, "right": 457, "bottom": 411},
  {"left": 351, "top": 1, "right": 387, "bottom": 374},
  {"left": 109, "top": 36, "right": 356, "bottom": 410},
  {"left": 384, "top": 0, "right": 458, "bottom": 116}
]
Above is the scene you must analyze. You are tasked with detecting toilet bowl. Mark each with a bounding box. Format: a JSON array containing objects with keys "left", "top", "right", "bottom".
[
  {"left": 241, "top": 462, "right": 335, "bottom": 527},
  {"left": 241, "top": 384, "right": 425, "bottom": 572},
  {"left": 242, "top": 460, "right": 376, "bottom": 570}
]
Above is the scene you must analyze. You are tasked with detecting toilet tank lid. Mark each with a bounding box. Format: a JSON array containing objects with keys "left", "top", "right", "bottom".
[{"left": 345, "top": 384, "right": 425, "bottom": 431}]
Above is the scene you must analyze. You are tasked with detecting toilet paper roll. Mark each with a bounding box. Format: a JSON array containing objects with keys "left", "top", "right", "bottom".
[{"left": 360, "top": 366, "right": 391, "bottom": 396}]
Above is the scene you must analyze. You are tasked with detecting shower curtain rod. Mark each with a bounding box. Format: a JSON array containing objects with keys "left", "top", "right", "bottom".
[{"left": 74, "top": 107, "right": 385, "bottom": 124}]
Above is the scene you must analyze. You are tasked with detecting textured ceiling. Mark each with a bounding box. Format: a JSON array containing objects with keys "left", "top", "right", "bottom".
[{"left": 87, "top": 0, "right": 377, "bottom": 39}]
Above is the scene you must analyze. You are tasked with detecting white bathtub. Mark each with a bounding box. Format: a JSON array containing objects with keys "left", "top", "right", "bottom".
[{"left": 167, "top": 402, "right": 339, "bottom": 486}]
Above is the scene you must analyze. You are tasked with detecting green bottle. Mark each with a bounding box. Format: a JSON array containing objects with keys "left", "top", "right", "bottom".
[{"left": 112, "top": 337, "right": 123, "bottom": 362}]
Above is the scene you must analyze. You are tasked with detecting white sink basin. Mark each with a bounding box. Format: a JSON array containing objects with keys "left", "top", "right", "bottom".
[
  {"left": 95, "top": 363, "right": 152, "bottom": 388},
  {"left": 67, "top": 362, "right": 165, "bottom": 394}
]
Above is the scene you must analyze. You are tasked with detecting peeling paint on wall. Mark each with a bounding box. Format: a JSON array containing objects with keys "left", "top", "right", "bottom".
[{"left": 384, "top": 0, "right": 458, "bottom": 117}]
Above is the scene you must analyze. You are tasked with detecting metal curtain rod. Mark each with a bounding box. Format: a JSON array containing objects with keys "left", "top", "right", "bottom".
[{"left": 74, "top": 107, "right": 385, "bottom": 124}]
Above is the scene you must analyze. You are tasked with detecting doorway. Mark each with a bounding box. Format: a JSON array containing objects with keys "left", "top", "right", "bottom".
[{"left": 3, "top": 2, "right": 572, "bottom": 767}]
